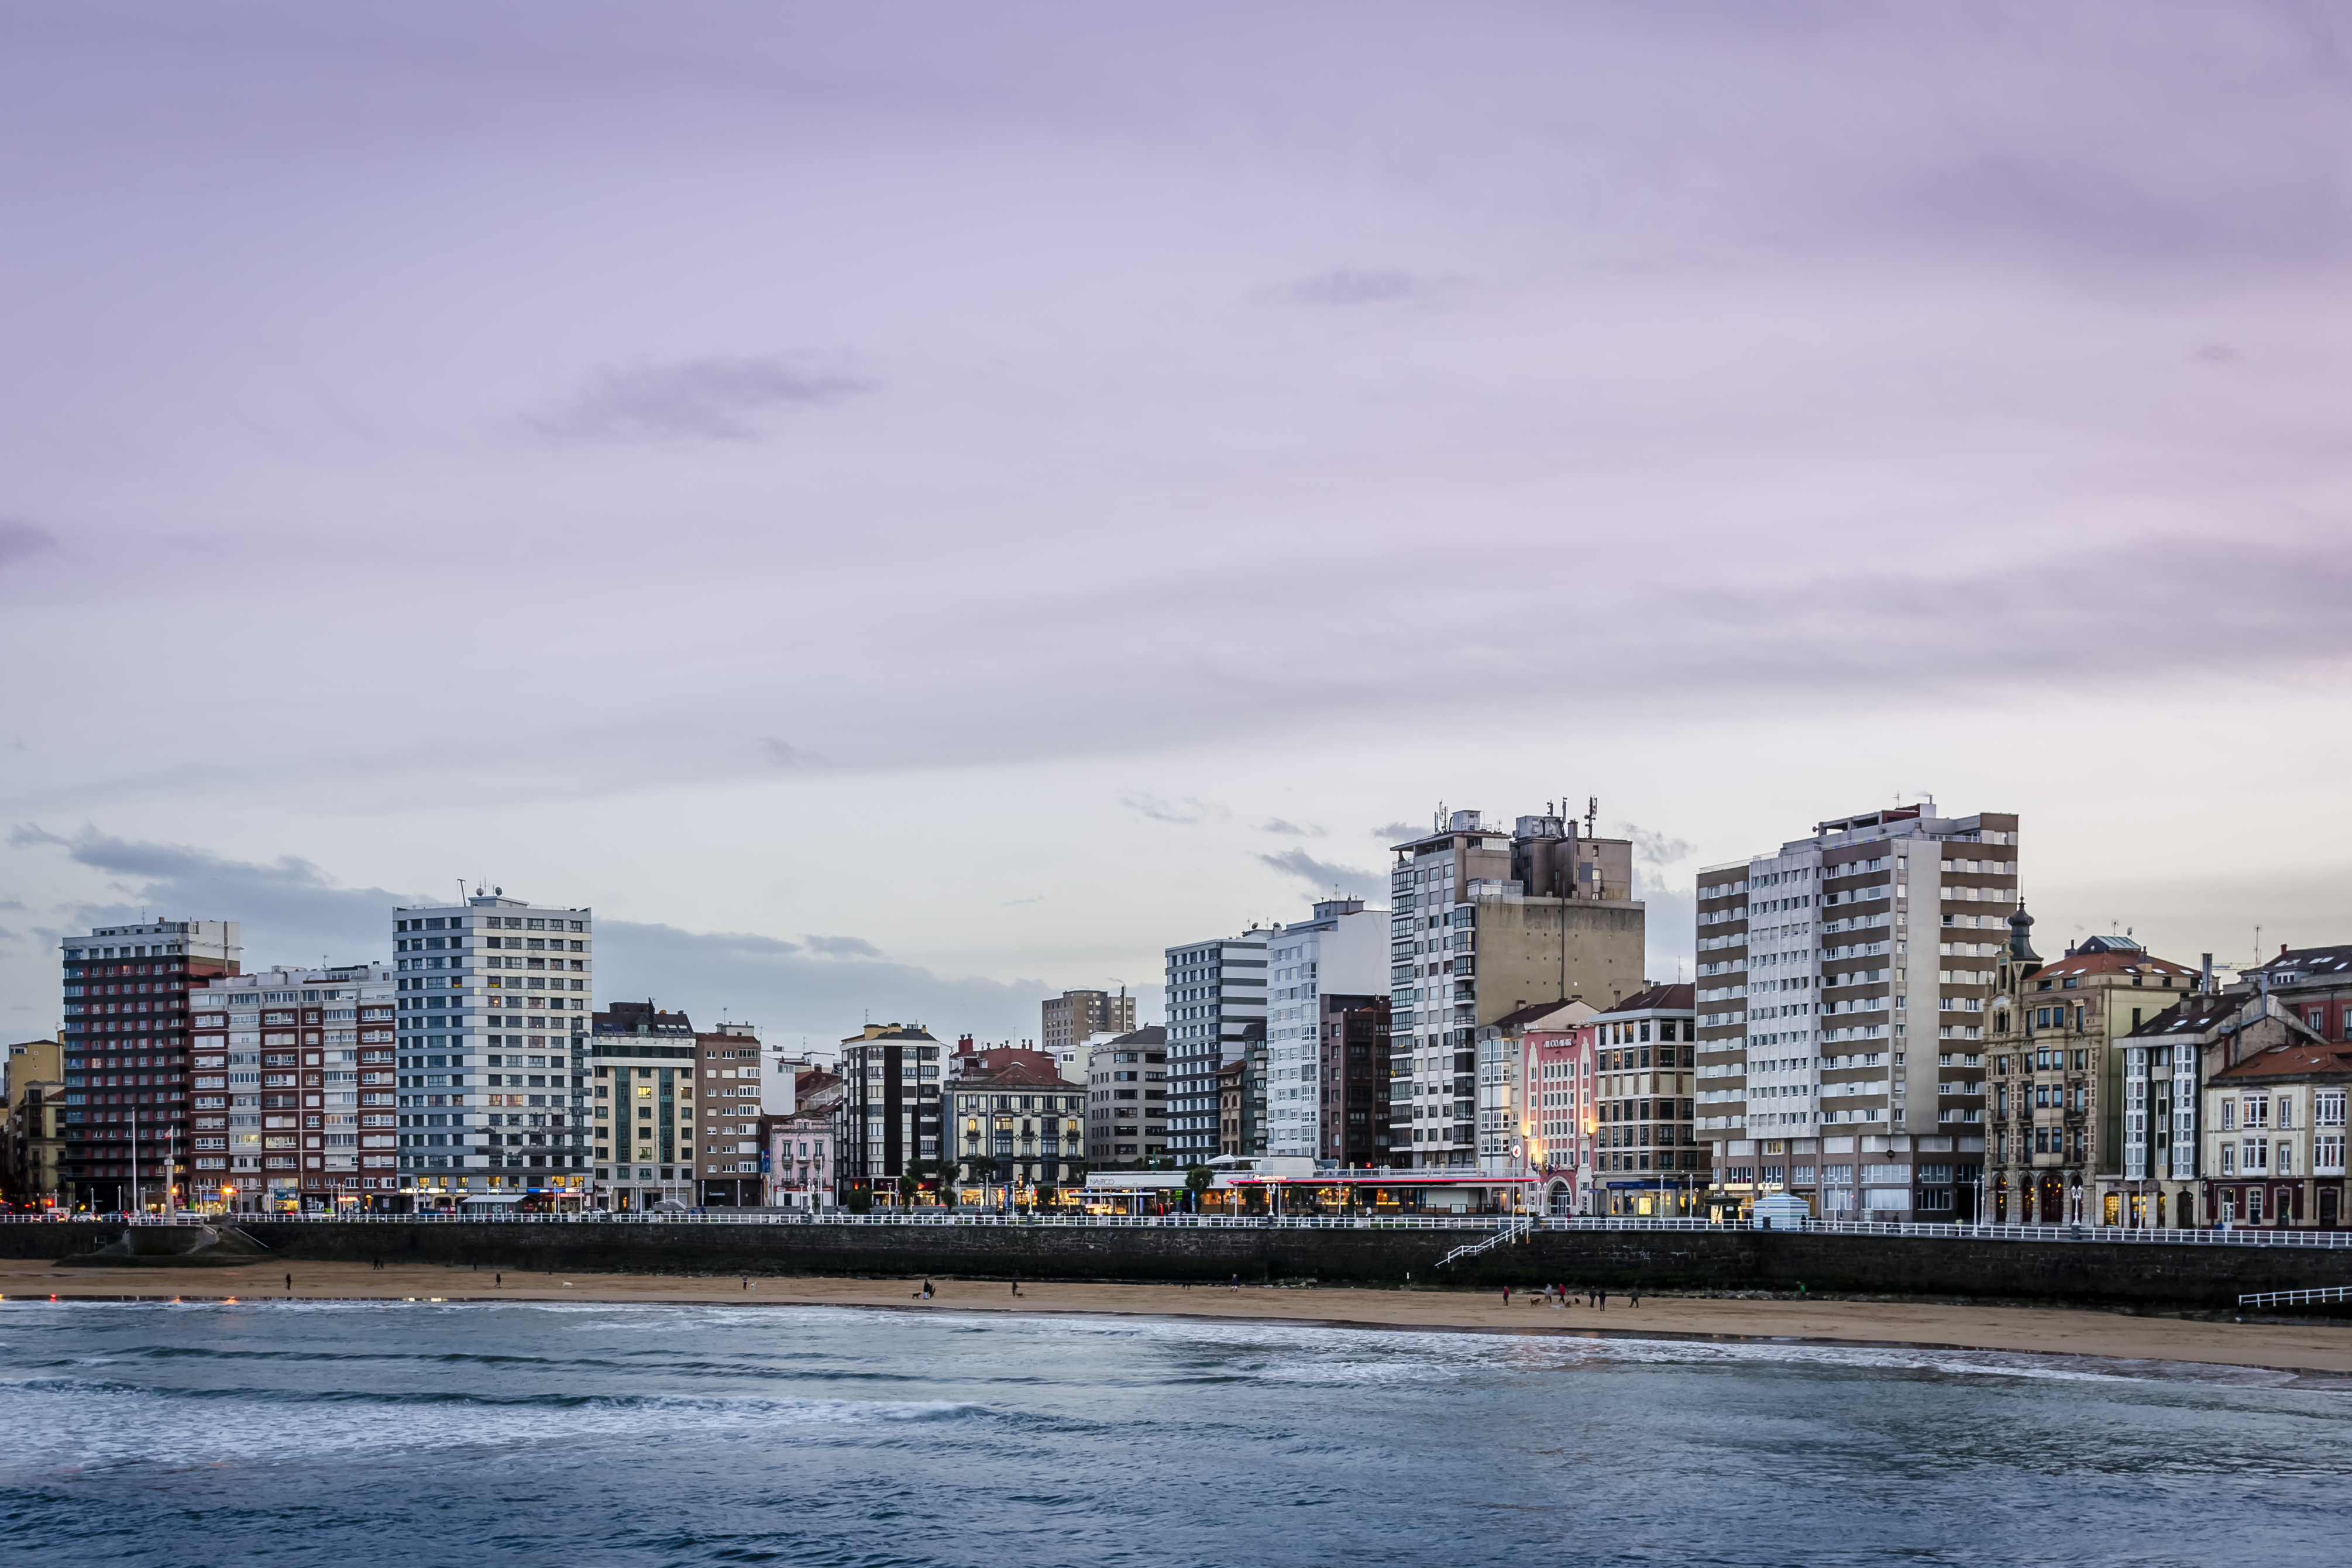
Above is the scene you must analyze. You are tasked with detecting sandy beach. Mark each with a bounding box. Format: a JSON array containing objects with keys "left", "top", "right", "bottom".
[{"left": 8, "top": 1257, "right": 2350, "bottom": 1377}]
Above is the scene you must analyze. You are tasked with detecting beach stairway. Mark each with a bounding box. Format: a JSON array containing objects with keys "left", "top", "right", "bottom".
[{"left": 1436, "top": 1216, "right": 1535, "bottom": 1269}]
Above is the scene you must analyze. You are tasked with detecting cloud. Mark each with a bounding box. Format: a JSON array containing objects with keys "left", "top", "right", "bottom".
[
  {"left": 1260, "top": 818, "right": 1322, "bottom": 837},
  {"left": 1372, "top": 823, "right": 1420, "bottom": 842},
  {"left": 593, "top": 919, "right": 1043, "bottom": 1050},
  {"left": 1122, "top": 792, "right": 1227, "bottom": 826},
  {"left": 0, "top": 518, "right": 58, "bottom": 568},
  {"left": 1257, "top": 848, "right": 1379, "bottom": 898},
  {"left": 801, "top": 934, "right": 882, "bottom": 959},
  {"left": 1270, "top": 266, "right": 1463, "bottom": 307},
  {"left": 758, "top": 737, "right": 832, "bottom": 769},
  {"left": 1618, "top": 824, "right": 1696, "bottom": 867},
  {"left": 535, "top": 353, "right": 876, "bottom": 442},
  {"left": 11, "top": 827, "right": 1044, "bottom": 1046}
]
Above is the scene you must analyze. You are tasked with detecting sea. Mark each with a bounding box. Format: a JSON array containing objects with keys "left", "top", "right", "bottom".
[{"left": 1, "top": 1298, "right": 2346, "bottom": 1566}]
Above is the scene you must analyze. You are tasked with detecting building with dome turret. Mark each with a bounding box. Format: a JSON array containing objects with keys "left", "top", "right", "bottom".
[{"left": 1980, "top": 923, "right": 2201, "bottom": 1225}]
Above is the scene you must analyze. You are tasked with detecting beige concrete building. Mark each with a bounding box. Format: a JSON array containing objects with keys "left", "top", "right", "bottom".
[
  {"left": 1697, "top": 801, "right": 2017, "bottom": 1220},
  {"left": 1041, "top": 988, "right": 1134, "bottom": 1055},
  {"left": 1388, "top": 809, "right": 1646, "bottom": 1169},
  {"left": 1982, "top": 927, "right": 2200, "bottom": 1225},
  {"left": 1084, "top": 1026, "right": 1167, "bottom": 1163}
]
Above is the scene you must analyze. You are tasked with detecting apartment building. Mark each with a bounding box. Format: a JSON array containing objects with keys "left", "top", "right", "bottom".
[
  {"left": 2203, "top": 1026, "right": 2349, "bottom": 1228},
  {"left": 60, "top": 919, "right": 241, "bottom": 1212},
  {"left": 1474, "top": 1001, "right": 1560, "bottom": 1177},
  {"left": 946, "top": 1057, "right": 1085, "bottom": 1194},
  {"left": 1319, "top": 996, "right": 1392, "bottom": 1167},
  {"left": 694, "top": 1023, "right": 768, "bottom": 1205},
  {"left": 2237, "top": 944, "right": 2352, "bottom": 1043},
  {"left": 189, "top": 962, "right": 398, "bottom": 1212},
  {"left": 4, "top": 1040, "right": 66, "bottom": 1209},
  {"left": 765, "top": 1066, "right": 844, "bottom": 1209},
  {"left": 1982, "top": 928, "right": 2200, "bottom": 1226},
  {"left": 1388, "top": 810, "right": 1645, "bottom": 1169},
  {"left": 591, "top": 1001, "right": 699, "bottom": 1211},
  {"left": 1263, "top": 899, "right": 1387, "bottom": 1157},
  {"left": 1584, "top": 986, "right": 1704, "bottom": 1213},
  {"left": 1041, "top": 988, "right": 1135, "bottom": 1055},
  {"left": 395, "top": 894, "right": 594, "bottom": 1209},
  {"left": 840, "top": 1023, "right": 944, "bottom": 1196},
  {"left": 1085, "top": 1024, "right": 1167, "bottom": 1163},
  {"left": 1696, "top": 801, "right": 2017, "bottom": 1220},
  {"left": 1518, "top": 1003, "right": 1598, "bottom": 1213},
  {"left": 1164, "top": 930, "right": 1271, "bottom": 1160}
]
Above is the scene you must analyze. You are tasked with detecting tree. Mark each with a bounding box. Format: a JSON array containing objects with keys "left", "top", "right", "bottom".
[{"left": 1185, "top": 1165, "right": 1214, "bottom": 1211}]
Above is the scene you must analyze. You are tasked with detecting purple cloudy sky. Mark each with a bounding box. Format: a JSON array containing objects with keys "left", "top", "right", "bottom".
[{"left": 5, "top": 4, "right": 2349, "bottom": 1050}]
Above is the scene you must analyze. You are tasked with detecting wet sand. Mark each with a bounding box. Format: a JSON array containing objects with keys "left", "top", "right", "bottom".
[{"left": 8, "top": 1257, "right": 2349, "bottom": 1377}]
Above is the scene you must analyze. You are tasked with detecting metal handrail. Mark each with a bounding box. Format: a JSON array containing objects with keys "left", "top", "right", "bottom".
[
  {"left": 8, "top": 1211, "right": 2347, "bottom": 1247},
  {"left": 2237, "top": 1284, "right": 2352, "bottom": 1308}
]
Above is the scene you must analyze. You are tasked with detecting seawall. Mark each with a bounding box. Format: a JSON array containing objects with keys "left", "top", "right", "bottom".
[{"left": 10, "top": 1222, "right": 2352, "bottom": 1310}]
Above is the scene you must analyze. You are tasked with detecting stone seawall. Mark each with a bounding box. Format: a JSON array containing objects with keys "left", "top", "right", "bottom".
[{"left": 11, "top": 1222, "right": 2352, "bottom": 1309}]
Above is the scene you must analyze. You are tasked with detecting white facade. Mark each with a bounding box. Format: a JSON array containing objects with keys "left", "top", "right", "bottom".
[
  {"left": 1263, "top": 899, "right": 1388, "bottom": 1158},
  {"left": 188, "top": 962, "right": 396, "bottom": 1208},
  {"left": 1696, "top": 802, "right": 2015, "bottom": 1220},
  {"left": 392, "top": 892, "right": 594, "bottom": 1202}
]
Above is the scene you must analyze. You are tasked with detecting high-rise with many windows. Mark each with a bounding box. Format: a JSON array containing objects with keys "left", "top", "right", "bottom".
[
  {"left": 1262, "top": 899, "right": 1387, "bottom": 1157},
  {"left": 393, "top": 893, "right": 593, "bottom": 1209},
  {"left": 1164, "top": 931, "right": 1270, "bottom": 1160},
  {"left": 1388, "top": 810, "right": 1646, "bottom": 1170},
  {"left": 188, "top": 962, "right": 397, "bottom": 1211},
  {"left": 1694, "top": 800, "right": 2016, "bottom": 1220},
  {"left": 60, "top": 920, "right": 240, "bottom": 1212}
]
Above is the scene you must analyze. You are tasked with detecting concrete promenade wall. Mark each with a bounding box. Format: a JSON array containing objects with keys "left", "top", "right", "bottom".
[{"left": 11, "top": 1222, "right": 2352, "bottom": 1309}]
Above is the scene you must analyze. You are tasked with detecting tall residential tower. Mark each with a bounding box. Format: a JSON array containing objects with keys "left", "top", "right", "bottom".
[
  {"left": 1388, "top": 810, "right": 1646, "bottom": 1169},
  {"left": 1694, "top": 801, "right": 2016, "bottom": 1220},
  {"left": 394, "top": 893, "right": 594, "bottom": 1208}
]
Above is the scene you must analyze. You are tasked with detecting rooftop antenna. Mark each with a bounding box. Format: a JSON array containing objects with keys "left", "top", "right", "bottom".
[{"left": 1585, "top": 796, "right": 1598, "bottom": 837}]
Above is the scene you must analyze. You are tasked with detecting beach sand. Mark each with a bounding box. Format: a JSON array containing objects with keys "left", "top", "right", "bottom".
[{"left": 8, "top": 1257, "right": 2349, "bottom": 1377}]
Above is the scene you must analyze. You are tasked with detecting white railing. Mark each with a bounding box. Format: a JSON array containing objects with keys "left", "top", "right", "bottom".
[
  {"left": 8, "top": 1211, "right": 2344, "bottom": 1247},
  {"left": 2238, "top": 1284, "right": 2352, "bottom": 1308},
  {"left": 1438, "top": 1215, "right": 1535, "bottom": 1267}
]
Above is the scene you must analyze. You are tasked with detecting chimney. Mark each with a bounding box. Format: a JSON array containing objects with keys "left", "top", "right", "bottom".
[{"left": 2200, "top": 953, "right": 2213, "bottom": 995}]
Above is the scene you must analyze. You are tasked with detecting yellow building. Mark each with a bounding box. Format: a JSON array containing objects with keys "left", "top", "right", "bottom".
[{"left": 4, "top": 1037, "right": 67, "bottom": 1208}]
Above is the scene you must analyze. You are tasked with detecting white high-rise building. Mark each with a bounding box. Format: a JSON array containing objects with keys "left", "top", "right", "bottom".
[
  {"left": 1694, "top": 801, "right": 2016, "bottom": 1220},
  {"left": 392, "top": 892, "right": 594, "bottom": 1208},
  {"left": 1263, "top": 899, "right": 1388, "bottom": 1158}
]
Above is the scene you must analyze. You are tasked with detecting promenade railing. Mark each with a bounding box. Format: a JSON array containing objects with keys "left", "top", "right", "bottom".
[{"left": 22, "top": 1212, "right": 2350, "bottom": 1247}]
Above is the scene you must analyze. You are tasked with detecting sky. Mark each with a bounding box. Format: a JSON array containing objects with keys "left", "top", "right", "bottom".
[{"left": 4, "top": 2, "right": 2350, "bottom": 1055}]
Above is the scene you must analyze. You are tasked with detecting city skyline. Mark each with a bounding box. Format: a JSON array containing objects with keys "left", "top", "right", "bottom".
[{"left": 6, "top": 5, "right": 2348, "bottom": 1045}]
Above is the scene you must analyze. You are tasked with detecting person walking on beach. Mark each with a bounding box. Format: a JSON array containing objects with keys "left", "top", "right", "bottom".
[
  {"left": 1502, "top": 1286, "right": 1511, "bottom": 1306},
  {"left": 284, "top": 1273, "right": 292, "bottom": 1292},
  {"left": 1630, "top": 1285, "right": 1640, "bottom": 1308},
  {"left": 1597, "top": 1287, "right": 1607, "bottom": 1311}
]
